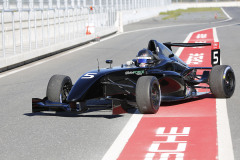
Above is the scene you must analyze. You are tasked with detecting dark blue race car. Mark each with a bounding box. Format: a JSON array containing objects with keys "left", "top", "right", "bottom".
[{"left": 32, "top": 40, "right": 235, "bottom": 114}]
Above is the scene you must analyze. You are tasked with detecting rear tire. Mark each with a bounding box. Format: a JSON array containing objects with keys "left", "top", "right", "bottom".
[
  {"left": 46, "top": 75, "right": 72, "bottom": 103},
  {"left": 136, "top": 76, "right": 161, "bottom": 114},
  {"left": 209, "top": 65, "right": 235, "bottom": 98}
]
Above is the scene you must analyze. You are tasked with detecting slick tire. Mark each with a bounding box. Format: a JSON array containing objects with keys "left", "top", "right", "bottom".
[
  {"left": 136, "top": 76, "right": 161, "bottom": 114},
  {"left": 209, "top": 65, "right": 235, "bottom": 98},
  {"left": 47, "top": 75, "right": 72, "bottom": 103}
]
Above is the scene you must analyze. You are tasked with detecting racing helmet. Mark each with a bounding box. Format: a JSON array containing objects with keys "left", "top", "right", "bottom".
[{"left": 136, "top": 49, "right": 154, "bottom": 67}]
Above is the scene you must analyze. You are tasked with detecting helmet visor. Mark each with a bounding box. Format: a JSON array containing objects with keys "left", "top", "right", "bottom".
[{"left": 137, "top": 57, "right": 151, "bottom": 63}]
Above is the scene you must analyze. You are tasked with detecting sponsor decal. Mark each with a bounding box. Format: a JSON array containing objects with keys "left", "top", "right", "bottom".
[{"left": 125, "top": 70, "right": 144, "bottom": 75}]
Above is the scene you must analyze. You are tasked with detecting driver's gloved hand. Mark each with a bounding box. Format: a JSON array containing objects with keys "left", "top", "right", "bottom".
[{"left": 126, "top": 60, "right": 135, "bottom": 66}]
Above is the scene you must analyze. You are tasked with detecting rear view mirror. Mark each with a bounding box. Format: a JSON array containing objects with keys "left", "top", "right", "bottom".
[
  {"left": 169, "top": 54, "right": 174, "bottom": 58},
  {"left": 106, "top": 60, "right": 113, "bottom": 68},
  {"left": 106, "top": 60, "right": 113, "bottom": 64}
]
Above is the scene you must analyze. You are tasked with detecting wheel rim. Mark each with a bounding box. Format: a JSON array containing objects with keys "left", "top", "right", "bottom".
[
  {"left": 224, "top": 71, "right": 235, "bottom": 93},
  {"left": 61, "top": 83, "right": 71, "bottom": 103},
  {"left": 151, "top": 83, "right": 160, "bottom": 110}
]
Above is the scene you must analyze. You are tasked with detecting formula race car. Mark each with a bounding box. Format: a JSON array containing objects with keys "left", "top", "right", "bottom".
[{"left": 32, "top": 40, "right": 235, "bottom": 114}]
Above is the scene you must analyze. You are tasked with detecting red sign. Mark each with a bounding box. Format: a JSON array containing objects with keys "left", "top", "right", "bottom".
[{"left": 212, "top": 42, "right": 220, "bottom": 50}]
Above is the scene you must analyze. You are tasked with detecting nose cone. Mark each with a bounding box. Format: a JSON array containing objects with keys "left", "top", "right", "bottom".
[
  {"left": 67, "top": 71, "right": 102, "bottom": 102},
  {"left": 67, "top": 84, "right": 85, "bottom": 102}
]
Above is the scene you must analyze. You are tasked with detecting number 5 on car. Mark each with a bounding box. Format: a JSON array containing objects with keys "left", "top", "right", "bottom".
[{"left": 211, "top": 49, "right": 220, "bottom": 66}]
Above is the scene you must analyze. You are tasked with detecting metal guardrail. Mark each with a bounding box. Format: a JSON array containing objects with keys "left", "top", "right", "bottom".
[{"left": 0, "top": 0, "right": 171, "bottom": 59}]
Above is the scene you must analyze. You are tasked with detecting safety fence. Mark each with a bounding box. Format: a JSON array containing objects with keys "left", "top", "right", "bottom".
[{"left": 0, "top": 0, "right": 171, "bottom": 61}]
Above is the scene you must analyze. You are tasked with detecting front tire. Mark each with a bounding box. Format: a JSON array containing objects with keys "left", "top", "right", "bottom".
[
  {"left": 46, "top": 75, "right": 72, "bottom": 103},
  {"left": 136, "top": 76, "right": 161, "bottom": 114},
  {"left": 209, "top": 65, "right": 235, "bottom": 98}
]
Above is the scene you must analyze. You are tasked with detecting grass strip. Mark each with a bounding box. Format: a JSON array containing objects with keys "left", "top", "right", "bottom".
[{"left": 160, "top": 7, "right": 222, "bottom": 20}]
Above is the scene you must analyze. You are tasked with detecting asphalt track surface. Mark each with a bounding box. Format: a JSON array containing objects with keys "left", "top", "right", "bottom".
[{"left": 0, "top": 7, "right": 239, "bottom": 160}]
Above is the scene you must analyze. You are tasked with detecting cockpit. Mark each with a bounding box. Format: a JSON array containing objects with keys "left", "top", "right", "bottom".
[
  {"left": 147, "top": 40, "right": 174, "bottom": 60},
  {"left": 147, "top": 40, "right": 188, "bottom": 67}
]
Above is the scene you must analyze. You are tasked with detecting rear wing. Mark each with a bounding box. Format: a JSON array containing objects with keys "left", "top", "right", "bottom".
[
  {"left": 163, "top": 42, "right": 220, "bottom": 66},
  {"left": 163, "top": 42, "right": 211, "bottom": 49}
]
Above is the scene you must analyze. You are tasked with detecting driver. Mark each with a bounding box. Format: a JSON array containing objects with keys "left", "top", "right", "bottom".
[{"left": 136, "top": 49, "right": 155, "bottom": 67}]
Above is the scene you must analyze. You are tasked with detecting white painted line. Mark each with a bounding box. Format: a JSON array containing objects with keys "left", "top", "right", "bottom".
[
  {"left": 213, "top": 27, "right": 234, "bottom": 160},
  {"left": 175, "top": 32, "right": 193, "bottom": 57},
  {"left": 123, "top": 23, "right": 204, "bottom": 35},
  {"left": 213, "top": 27, "right": 219, "bottom": 43},
  {"left": 210, "top": 7, "right": 232, "bottom": 24},
  {"left": 124, "top": 7, "right": 233, "bottom": 35},
  {"left": 216, "top": 22, "right": 240, "bottom": 29},
  {"left": 180, "top": 8, "right": 235, "bottom": 36},
  {"left": 216, "top": 99, "right": 235, "bottom": 160},
  {"left": 101, "top": 112, "right": 143, "bottom": 160},
  {"left": 221, "top": 7, "right": 232, "bottom": 21},
  {"left": 0, "top": 33, "right": 120, "bottom": 79}
]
